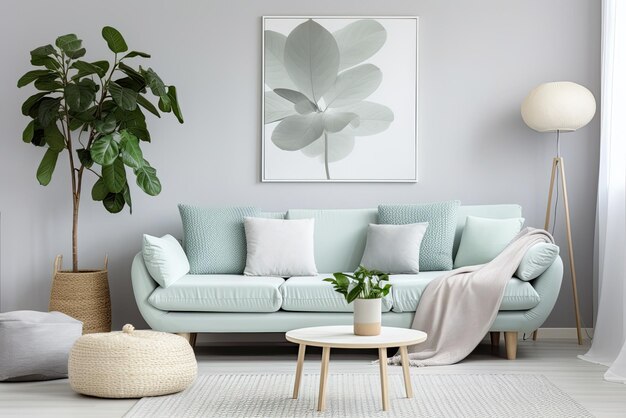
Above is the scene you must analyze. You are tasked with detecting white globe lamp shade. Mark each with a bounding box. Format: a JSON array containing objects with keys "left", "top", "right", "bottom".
[{"left": 521, "top": 81, "right": 596, "bottom": 132}]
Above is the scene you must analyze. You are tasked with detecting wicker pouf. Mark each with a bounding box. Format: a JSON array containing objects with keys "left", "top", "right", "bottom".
[{"left": 68, "top": 324, "right": 197, "bottom": 398}]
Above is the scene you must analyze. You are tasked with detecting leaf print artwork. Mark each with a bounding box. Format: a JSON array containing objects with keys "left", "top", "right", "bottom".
[
  {"left": 263, "top": 17, "right": 417, "bottom": 181},
  {"left": 264, "top": 18, "right": 395, "bottom": 180}
]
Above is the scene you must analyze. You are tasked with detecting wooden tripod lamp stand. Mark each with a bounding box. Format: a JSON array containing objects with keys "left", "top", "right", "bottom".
[{"left": 521, "top": 81, "right": 596, "bottom": 345}]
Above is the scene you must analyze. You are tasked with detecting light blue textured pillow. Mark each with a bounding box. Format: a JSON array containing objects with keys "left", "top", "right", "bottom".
[
  {"left": 178, "top": 205, "right": 260, "bottom": 274},
  {"left": 454, "top": 216, "right": 525, "bottom": 268},
  {"left": 515, "top": 243, "right": 559, "bottom": 281},
  {"left": 378, "top": 201, "right": 460, "bottom": 271}
]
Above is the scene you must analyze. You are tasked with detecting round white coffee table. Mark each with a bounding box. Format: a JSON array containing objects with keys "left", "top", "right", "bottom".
[{"left": 285, "top": 325, "right": 427, "bottom": 412}]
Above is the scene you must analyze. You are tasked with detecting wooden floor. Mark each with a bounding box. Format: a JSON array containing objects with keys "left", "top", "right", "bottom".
[{"left": 1, "top": 338, "right": 625, "bottom": 418}]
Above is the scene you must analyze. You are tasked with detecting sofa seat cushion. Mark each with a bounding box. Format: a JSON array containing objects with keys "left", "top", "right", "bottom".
[
  {"left": 148, "top": 275, "right": 284, "bottom": 312},
  {"left": 280, "top": 275, "right": 393, "bottom": 312},
  {"left": 390, "top": 273, "right": 540, "bottom": 313}
]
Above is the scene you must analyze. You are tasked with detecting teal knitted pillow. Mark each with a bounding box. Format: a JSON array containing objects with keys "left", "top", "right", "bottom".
[
  {"left": 378, "top": 201, "right": 460, "bottom": 271},
  {"left": 178, "top": 205, "right": 261, "bottom": 274}
]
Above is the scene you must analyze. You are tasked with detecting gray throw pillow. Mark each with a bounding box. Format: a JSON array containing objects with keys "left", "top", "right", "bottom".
[
  {"left": 0, "top": 310, "right": 82, "bottom": 381},
  {"left": 360, "top": 223, "right": 429, "bottom": 274},
  {"left": 378, "top": 201, "right": 460, "bottom": 271}
]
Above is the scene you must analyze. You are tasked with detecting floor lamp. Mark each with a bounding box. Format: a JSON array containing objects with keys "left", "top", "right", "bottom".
[{"left": 521, "top": 81, "right": 596, "bottom": 345}]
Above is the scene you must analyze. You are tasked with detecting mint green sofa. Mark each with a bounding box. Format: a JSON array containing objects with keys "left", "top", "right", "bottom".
[{"left": 131, "top": 204, "right": 563, "bottom": 359}]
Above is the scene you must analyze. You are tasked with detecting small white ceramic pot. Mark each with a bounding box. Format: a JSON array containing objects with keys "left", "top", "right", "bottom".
[{"left": 353, "top": 298, "right": 382, "bottom": 336}]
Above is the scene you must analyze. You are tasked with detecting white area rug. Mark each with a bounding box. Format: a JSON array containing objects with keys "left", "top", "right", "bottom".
[{"left": 124, "top": 373, "right": 592, "bottom": 418}]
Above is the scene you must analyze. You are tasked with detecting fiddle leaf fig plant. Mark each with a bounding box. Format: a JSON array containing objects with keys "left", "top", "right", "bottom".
[
  {"left": 324, "top": 266, "right": 391, "bottom": 303},
  {"left": 18, "top": 26, "right": 183, "bottom": 271}
]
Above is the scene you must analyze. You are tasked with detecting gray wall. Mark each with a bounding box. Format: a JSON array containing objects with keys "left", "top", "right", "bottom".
[{"left": 0, "top": 0, "right": 600, "bottom": 330}]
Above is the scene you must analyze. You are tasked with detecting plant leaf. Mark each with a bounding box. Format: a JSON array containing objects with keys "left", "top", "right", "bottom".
[
  {"left": 166, "top": 86, "right": 183, "bottom": 123},
  {"left": 34, "top": 75, "right": 63, "bottom": 92},
  {"left": 136, "top": 94, "right": 160, "bottom": 118},
  {"left": 17, "top": 70, "right": 52, "bottom": 88},
  {"left": 271, "top": 113, "right": 324, "bottom": 151},
  {"left": 90, "top": 134, "right": 119, "bottom": 166},
  {"left": 102, "top": 157, "right": 126, "bottom": 193},
  {"left": 122, "top": 182, "right": 132, "bottom": 213},
  {"left": 36, "top": 148, "right": 59, "bottom": 186},
  {"left": 91, "top": 178, "right": 108, "bottom": 200},
  {"left": 264, "top": 91, "right": 296, "bottom": 123},
  {"left": 340, "top": 101, "right": 394, "bottom": 136},
  {"left": 263, "top": 30, "right": 297, "bottom": 90},
  {"left": 55, "top": 34, "right": 82, "bottom": 53},
  {"left": 94, "top": 113, "right": 117, "bottom": 134},
  {"left": 323, "top": 64, "right": 382, "bottom": 108},
  {"left": 284, "top": 19, "right": 340, "bottom": 103},
  {"left": 31, "top": 56, "right": 61, "bottom": 70},
  {"left": 32, "top": 125, "right": 46, "bottom": 147},
  {"left": 37, "top": 98, "right": 61, "bottom": 127},
  {"left": 118, "top": 62, "right": 145, "bottom": 88},
  {"left": 101, "top": 26, "right": 128, "bottom": 53},
  {"left": 66, "top": 48, "right": 86, "bottom": 59},
  {"left": 109, "top": 81, "right": 138, "bottom": 111},
  {"left": 119, "top": 131, "right": 144, "bottom": 168},
  {"left": 21, "top": 93, "right": 48, "bottom": 116},
  {"left": 123, "top": 51, "right": 150, "bottom": 59},
  {"left": 302, "top": 131, "right": 355, "bottom": 163},
  {"left": 134, "top": 162, "right": 161, "bottom": 196},
  {"left": 30, "top": 44, "right": 56, "bottom": 58},
  {"left": 65, "top": 80, "right": 97, "bottom": 112},
  {"left": 141, "top": 67, "right": 167, "bottom": 98},
  {"left": 22, "top": 120, "right": 35, "bottom": 143},
  {"left": 77, "top": 148, "right": 93, "bottom": 168},
  {"left": 70, "top": 60, "right": 107, "bottom": 79},
  {"left": 44, "top": 123, "right": 65, "bottom": 151},
  {"left": 92, "top": 60, "right": 110, "bottom": 76},
  {"left": 103, "top": 193, "right": 125, "bottom": 213},
  {"left": 333, "top": 19, "right": 387, "bottom": 71},
  {"left": 347, "top": 285, "right": 362, "bottom": 303}
]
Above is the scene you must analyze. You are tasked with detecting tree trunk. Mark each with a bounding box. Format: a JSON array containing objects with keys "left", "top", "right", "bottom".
[{"left": 72, "top": 193, "right": 80, "bottom": 272}]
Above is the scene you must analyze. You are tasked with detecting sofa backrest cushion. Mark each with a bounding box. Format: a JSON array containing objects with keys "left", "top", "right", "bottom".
[
  {"left": 453, "top": 205, "right": 523, "bottom": 258},
  {"left": 179, "top": 204, "right": 260, "bottom": 274},
  {"left": 287, "top": 209, "right": 378, "bottom": 273},
  {"left": 378, "top": 201, "right": 461, "bottom": 271}
]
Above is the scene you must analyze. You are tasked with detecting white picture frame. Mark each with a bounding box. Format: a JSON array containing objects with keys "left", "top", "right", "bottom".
[{"left": 262, "top": 16, "right": 419, "bottom": 182}]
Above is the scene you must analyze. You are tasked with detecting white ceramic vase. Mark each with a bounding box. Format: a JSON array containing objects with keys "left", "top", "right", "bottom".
[{"left": 353, "top": 298, "right": 381, "bottom": 336}]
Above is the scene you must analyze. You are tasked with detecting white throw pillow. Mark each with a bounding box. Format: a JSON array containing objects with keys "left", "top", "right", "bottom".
[
  {"left": 142, "top": 234, "right": 190, "bottom": 288},
  {"left": 244, "top": 217, "right": 317, "bottom": 277},
  {"left": 360, "top": 223, "right": 429, "bottom": 274}
]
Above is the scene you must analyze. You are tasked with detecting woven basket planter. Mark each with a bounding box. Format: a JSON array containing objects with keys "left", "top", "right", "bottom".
[
  {"left": 49, "top": 255, "right": 111, "bottom": 334},
  {"left": 69, "top": 324, "right": 197, "bottom": 398}
]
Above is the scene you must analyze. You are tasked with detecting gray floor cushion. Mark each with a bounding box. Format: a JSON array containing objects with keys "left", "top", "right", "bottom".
[{"left": 0, "top": 310, "right": 82, "bottom": 382}]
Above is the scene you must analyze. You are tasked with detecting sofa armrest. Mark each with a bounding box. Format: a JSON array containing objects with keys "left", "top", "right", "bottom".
[
  {"left": 131, "top": 252, "right": 168, "bottom": 329},
  {"left": 527, "top": 255, "right": 563, "bottom": 321}
]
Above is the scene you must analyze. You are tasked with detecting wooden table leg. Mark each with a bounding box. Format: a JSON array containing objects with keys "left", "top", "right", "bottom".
[
  {"left": 399, "top": 345, "right": 413, "bottom": 398},
  {"left": 378, "top": 347, "right": 389, "bottom": 411},
  {"left": 293, "top": 344, "right": 306, "bottom": 399},
  {"left": 317, "top": 346, "right": 331, "bottom": 412}
]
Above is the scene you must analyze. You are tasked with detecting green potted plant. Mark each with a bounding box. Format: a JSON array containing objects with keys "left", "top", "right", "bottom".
[
  {"left": 18, "top": 26, "right": 183, "bottom": 333},
  {"left": 324, "top": 266, "right": 391, "bottom": 336}
]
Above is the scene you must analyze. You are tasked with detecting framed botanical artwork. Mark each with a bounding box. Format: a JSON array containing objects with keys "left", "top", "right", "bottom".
[{"left": 262, "top": 16, "right": 418, "bottom": 182}]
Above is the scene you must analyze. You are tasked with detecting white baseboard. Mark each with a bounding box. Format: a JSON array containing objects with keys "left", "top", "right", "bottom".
[{"left": 193, "top": 328, "right": 593, "bottom": 346}]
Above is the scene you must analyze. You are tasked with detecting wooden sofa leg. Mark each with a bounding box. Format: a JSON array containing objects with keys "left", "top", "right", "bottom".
[
  {"left": 490, "top": 332, "right": 500, "bottom": 349},
  {"left": 504, "top": 332, "right": 518, "bottom": 360}
]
